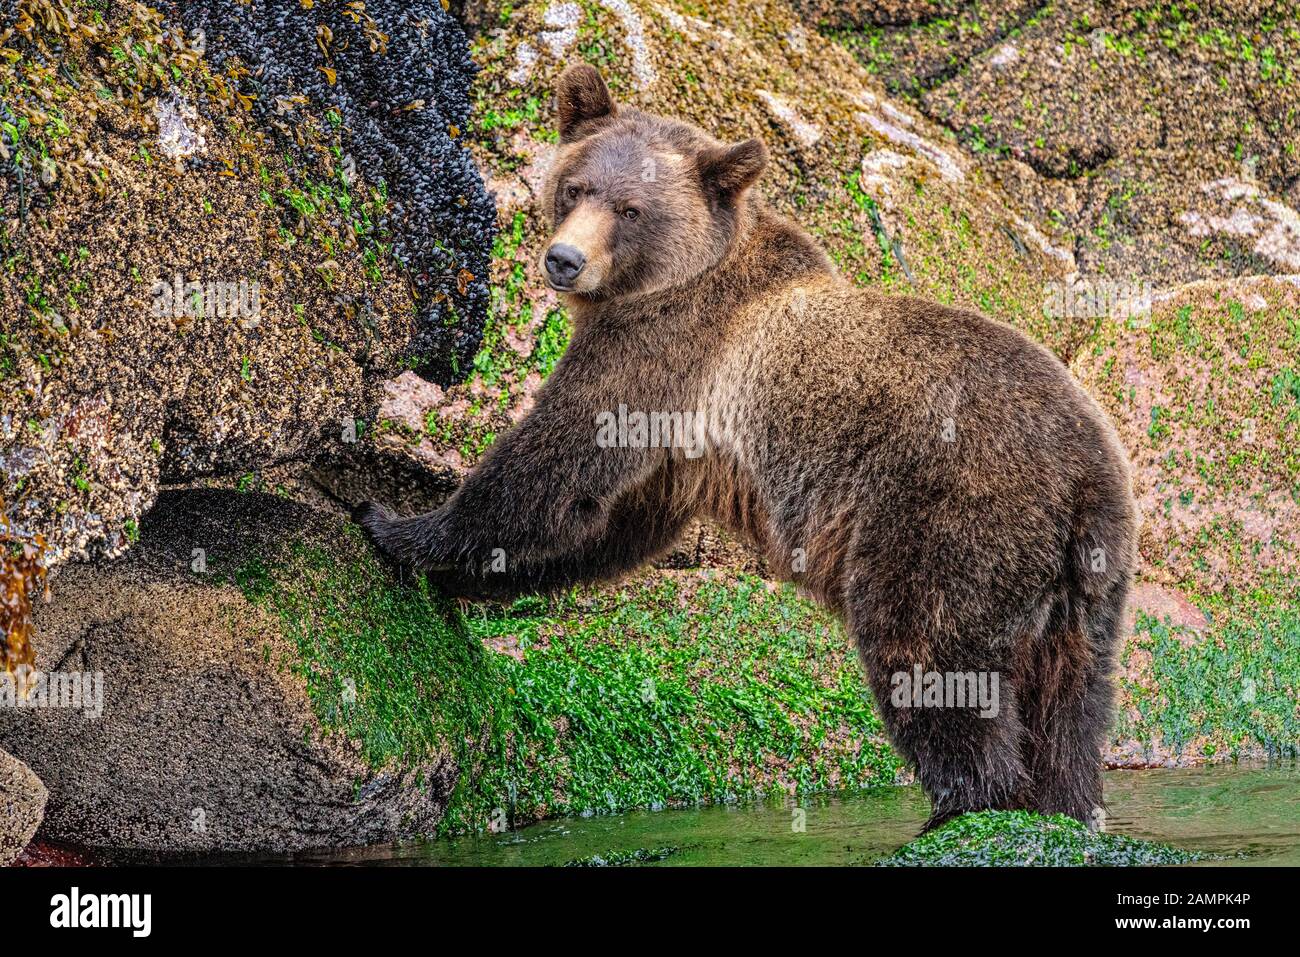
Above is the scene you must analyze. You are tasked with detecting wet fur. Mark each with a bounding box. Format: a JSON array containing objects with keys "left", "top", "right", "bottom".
[{"left": 358, "top": 65, "right": 1138, "bottom": 831}]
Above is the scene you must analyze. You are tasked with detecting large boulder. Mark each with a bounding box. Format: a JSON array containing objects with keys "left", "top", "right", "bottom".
[
  {"left": 0, "top": 489, "right": 460, "bottom": 853},
  {"left": 0, "top": 0, "right": 493, "bottom": 669},
  {"left": 0, "top": 746, "right": 46, "bottom": 865}
]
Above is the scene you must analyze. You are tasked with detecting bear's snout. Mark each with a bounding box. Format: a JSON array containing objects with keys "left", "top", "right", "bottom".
[{"left": 544, "top": 243, "right": 587, "bottom": 289}]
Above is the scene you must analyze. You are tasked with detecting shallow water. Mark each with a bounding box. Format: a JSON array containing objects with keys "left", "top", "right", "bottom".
[{"left": 243, "top": 762, "right": 1299, "bottom": 867}]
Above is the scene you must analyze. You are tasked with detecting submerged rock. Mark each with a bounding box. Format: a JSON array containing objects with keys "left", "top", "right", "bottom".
[
  {"left": 878, "top": 810, "right": 1202, "bottom": 866},
  {"left": 0, "top": 746, "right": 46, "bottom": 866},
  {"left": 562, "top": 845, "right": 684, "bottom": 866}
]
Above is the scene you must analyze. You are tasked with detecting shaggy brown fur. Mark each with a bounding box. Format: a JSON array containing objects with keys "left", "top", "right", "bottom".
[{"left": 358, "top": 65, "right": 1138, "bottom": 831}]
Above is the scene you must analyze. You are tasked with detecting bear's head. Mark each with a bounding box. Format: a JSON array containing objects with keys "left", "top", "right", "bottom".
[{"left": 539, "top": 64, "right": 767, "bottom": 301}]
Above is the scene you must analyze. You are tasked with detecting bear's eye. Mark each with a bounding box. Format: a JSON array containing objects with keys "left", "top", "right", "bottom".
[
  {"left": 622, "top": 207, "right": 640, "bottom": 221},
  {"left": 565, "top": 185, "right": 580, "bottom": 201}
]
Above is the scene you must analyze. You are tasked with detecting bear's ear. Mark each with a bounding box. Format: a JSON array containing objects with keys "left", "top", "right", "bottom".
[
  {"left": 556, "top": 64, "right": 616, "bottom": 142},
  {"left": 698, "top": 138, "right": 768, "bottom": 201}
]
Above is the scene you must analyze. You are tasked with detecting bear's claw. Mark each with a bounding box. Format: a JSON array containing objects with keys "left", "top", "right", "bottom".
[
  {"left": 351, "top": 499, "right": 388, "bottom": 531},
  {"left": 352, "top": 500, "right": 399, "bottom": 555}
]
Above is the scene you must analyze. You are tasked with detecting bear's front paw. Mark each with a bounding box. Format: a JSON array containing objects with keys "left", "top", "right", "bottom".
[
  {"left": 352, "top": 500, "right": 407, "bottom": 564},
  {"left": 352, "top": 499, "right": 393, "bottom": 538},
  {"left": 352, "top": 502, "right": 455, "bottom": 578}
]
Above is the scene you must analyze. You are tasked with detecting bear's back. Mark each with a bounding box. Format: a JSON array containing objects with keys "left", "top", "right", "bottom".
[{"left": 710, "top": 278, "right": 1130, "bottom": 532}]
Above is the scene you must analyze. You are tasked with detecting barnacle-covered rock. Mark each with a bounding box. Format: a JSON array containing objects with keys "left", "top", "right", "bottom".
[
  {"left": 179, "top": 0, "right": 496, "bottom": 381},
  {"left": 0, "top": 745, "right": 46, "bottom": 865},
  {"left": 0, "top": 1, "right": 492, "bottom": 669}
]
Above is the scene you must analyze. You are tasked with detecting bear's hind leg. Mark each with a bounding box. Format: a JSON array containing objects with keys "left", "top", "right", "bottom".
[
  {"left": 859, "top": 647, "right": 1032, "bottom": 833},
  {"left": 1017, "top": 578, "right": 1129, "bottom": 827}
]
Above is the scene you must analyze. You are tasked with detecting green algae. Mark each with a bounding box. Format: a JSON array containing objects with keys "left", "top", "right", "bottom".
[
  {"left": 235, "top": 535, "right": 900, "bottom": 836},
  {"left": 561, "top": 845, "right": 685, "bottom": 866},
  {"left": 1121, "top": 604, "right": 1300, "bottom": 761},
  {"left": 878, "top": 810, "right": 1202, "bottom": 867}
]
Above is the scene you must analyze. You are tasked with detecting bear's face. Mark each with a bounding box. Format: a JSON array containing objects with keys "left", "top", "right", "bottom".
[{"left": 540, "top": 65, "right": 767, "bottom": 302}]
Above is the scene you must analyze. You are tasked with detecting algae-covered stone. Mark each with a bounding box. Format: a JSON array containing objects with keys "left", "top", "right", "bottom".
[
  {"left": 562, "top": 846, "right": 683, "bottom": 866},
  {"left": 878, "top": 810, "right": 1201, "bottom": 866},
  {"left": 1073, "top": 276, "right": 1300, "bottom": 601},
  {"left": 0, "top": 1, "right": 491, "bottom": 633},
  {"left": 0, "top": 489, "right": 463, "bottom": 853}
]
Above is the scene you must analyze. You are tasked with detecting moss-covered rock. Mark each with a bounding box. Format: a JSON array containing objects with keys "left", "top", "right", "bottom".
[
  {"left": 0, "top": 0, "right": 492, "bottom": 670},
  {"left": 827, "top": 1, "right": 1300, "bottom": 284},
  {"left": 878, "top": 810, "right": 1202, "bottom": 866},
  {"left": 3, "top": 487, "right": 899, "bottom": 849}
]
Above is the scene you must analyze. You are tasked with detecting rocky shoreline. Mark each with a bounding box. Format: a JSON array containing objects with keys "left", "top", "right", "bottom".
[{"left": 3, "top": 0, "right": 1298, "bottom": 860}]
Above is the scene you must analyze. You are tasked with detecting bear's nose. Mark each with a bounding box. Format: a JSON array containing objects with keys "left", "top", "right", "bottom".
[{"left": 545, "top": 244, "right": 586, "bottom": 287}]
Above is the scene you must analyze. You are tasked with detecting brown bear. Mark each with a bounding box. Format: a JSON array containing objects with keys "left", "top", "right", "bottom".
[{"left": 358, "top": 64, "right": 1138, "bottom": 831}]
